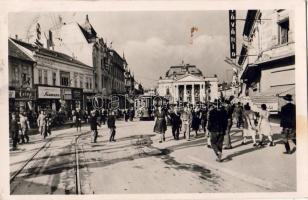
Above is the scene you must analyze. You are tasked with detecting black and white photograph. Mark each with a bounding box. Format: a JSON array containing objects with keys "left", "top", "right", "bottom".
[{"left": 0, "top": 0, "right": 308, "bottom": 199}]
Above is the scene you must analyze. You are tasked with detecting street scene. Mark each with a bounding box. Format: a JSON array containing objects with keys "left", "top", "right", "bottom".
[{"left": 8, "top": 10, "right": 296, "bottom": 194}]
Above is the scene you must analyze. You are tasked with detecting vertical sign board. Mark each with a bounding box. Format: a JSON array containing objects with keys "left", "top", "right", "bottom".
[{"left": 229, "top": 10, "right": 236, "bottom": 59}]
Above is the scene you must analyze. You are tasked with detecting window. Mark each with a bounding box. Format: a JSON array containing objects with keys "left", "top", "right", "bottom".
[
  {"left": 60, "top": 71, "right": 70, "bottom": 86},
  {"left": 14, "top": 66, "right": 19, "bottom": 85},
  {"left": 89, "top": 78, "right": 92, "bottom": 89},
  {"left": 278, "top": 19, "right": 289, "bottom": 45},
  {"left": 80, "top": 75, "right": 83, "bottom": 88},
  {"left": 38, "top": 69, "right": 42, "bottom": 84},
  {"left": 52, "top": 72, "right": 57, "bottom": 86},
  {"left": 85, "top": 77, "right": 89, "bottom": 89},
  {"left": 74, "top": 73, "right": 78, "bottom": 87},
  {"left": 43, "top": 70, "right": 48, "bottom": 84}
]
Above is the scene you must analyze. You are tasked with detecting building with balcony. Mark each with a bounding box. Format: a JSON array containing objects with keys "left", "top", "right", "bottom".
[
  {"left": 238, "top": 10, "right": 295, "bottom": 113},
  {"left": 157, "top": 64, "right": 218, "bottom": 105}
]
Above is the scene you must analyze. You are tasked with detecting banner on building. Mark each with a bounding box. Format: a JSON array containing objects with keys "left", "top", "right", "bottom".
[
  {"left": 229, "top": 10, "right": 236, "bottom": 59},
  {"left": 38, "top": 86, "right": 61, "bottom": 99}
]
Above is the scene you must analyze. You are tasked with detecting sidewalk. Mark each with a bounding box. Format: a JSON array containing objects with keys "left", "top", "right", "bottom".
[{"left": 151, "top": 124, "right": 296, "bottom": 192}]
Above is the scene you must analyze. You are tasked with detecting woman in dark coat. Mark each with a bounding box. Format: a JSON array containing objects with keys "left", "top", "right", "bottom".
[
  {"left": 191, "top": 107, "right": 201, "bottom": 137},
  {"left": 153, "top": 105, "right": 168, "bottom": 143}
]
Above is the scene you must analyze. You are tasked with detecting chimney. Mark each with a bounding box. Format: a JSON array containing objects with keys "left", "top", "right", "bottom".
[{"left": 15, "top": 35, "right": 18, "bottom": 40}]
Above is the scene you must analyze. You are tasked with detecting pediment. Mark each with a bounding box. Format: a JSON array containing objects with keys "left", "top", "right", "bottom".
[{"left": 176, "top": 74, "right": 204, "bottom": 82}]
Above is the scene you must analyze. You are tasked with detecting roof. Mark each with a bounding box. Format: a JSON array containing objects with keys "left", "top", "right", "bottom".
[
  {"left": 11, "top": 38, "right": 91, "bottom": 68},
  {"left": 8, "top": 39, "right": 35, "bottom": 63},
  {"left": 165, "top": 64, "right": 203, "bottom": 78}
]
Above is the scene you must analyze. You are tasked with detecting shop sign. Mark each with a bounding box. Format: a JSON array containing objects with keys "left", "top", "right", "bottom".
[
  {"left": 15, "top": 89, "right": 36, "bottom": 100},
  {"left": 9, "top": 90, "right": 15, "bottom": 98},
  {"left": 38, "top": 86, "right": 61, "bottom": 99},
  {"left": 253, "top": 102, "right": 278, "bottom": 113},
  {"left": 72, "top": 89, "right": 83, "bottom": 100},
  {"left": 229, "top": 10, "right": 236, "bottom": 59}
]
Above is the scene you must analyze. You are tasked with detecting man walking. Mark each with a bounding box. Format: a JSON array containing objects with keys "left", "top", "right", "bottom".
[
  {"left": 223, "top": 100, "right": 234, "bottom": 149},
  {"left": 181, "top": 105, "right": 192, "bottom": 140},
  {"left": 169, "top": 106, "right": 181, "bottom": 140},
  {"left": 19, "top": 111, "right": 30, "bottom": 143},
  {"left": 207, "top": 100, "right": 228, "bottom": 162},
  {"left": 37, "top": 110, "right": 46, "bottom": 136},
  {"left": 89, "top": 110, "right": 101, "bottom": 143},
  {"left": 107, "top": 110, "right": 117, "bottom": 142},
  {"left": 10, "top": 113, "right": 20, "bottom": 150},
  {"left": 280, "top": 94, "right": 296, "bottom": 154}
]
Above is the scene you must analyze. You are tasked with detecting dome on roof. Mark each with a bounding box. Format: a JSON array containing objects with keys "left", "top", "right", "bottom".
[{"left": 165, "top": 64, "right": 203, "bottom": 78}]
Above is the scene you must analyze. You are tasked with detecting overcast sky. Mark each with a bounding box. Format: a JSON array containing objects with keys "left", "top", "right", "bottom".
[{"left": 9, "top": 11, "right": 246, "bottom": 89}]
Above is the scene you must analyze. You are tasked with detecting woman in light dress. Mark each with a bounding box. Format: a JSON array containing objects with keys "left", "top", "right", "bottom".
[{"left": 257, "top": 104, "right": 274, "bottom": 146}]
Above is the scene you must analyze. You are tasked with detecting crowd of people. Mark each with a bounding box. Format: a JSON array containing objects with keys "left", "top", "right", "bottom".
[{"left": 153, "top": 94, "right": 296, "bottom": 162}]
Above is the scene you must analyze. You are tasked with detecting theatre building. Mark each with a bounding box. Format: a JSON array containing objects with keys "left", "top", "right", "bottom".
[
  {"left": 157, "top": 64, "right": 219, "bottom": 105},
  {"left": 11, "top": 38, "right": 94, "bottom": 113},
  {"left": 238, "top": 10, "right": 295, "bottom": 113}
]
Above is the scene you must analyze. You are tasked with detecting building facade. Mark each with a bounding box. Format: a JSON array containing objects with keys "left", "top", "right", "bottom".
[
  {"left": 8, "top": 39, "right": 36, "bottom": 114},
  {"left": 157, "top": 64, "right": 219, "bottom": 105},
  {"left": 238, "top": 9, "right": 295, "bottom": 113},
  {"left": 12, "top": 38, "right": 94, "bottom": 114}
]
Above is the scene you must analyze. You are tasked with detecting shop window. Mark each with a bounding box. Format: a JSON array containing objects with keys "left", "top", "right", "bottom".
[
  {"left": 38, "top": 69, "right": 42, "bottom": 84},
  {"left": 278, "top": 19, "right": 289, "bottom": 45},
  {"left": 60, "top": 71, "right": 70, "bottom": 87},
  {"left": 44, "top": 70, "right": 48, "bottom": 84},
  {"left": 52, "top": 72, "right": 57, "bottom": 86}
]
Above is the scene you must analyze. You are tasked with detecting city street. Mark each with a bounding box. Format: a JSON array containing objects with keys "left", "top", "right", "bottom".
[{"left": 10, "top": 119, "right": 296, "bottom": 194}]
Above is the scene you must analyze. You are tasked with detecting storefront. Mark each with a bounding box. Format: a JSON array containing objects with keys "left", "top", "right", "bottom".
[
  {"left": 9, "top": 88, "right": 37, "bottom": 113},
  {"left": 72, "top": 88, "right": 83, "bottom": 110},
  {"left": 37, "top": 86, "right": 61, "bottom": 111}
]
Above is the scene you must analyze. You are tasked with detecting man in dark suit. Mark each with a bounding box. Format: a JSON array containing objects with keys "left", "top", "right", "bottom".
[
  {"left": 169, "top": 106, "right": 182, "bottom": 140},
  {"left": 280, "top": 94, "right": 296, "bottom": 154},
  {"left": 89, "top": 110, "right": 101, "bottom": 143},
  {"left": 107, "top": 110, "right": 116, "bottom": 142},
  {"left": 208, "top": 100, "right": 228, "bottom": 162}
]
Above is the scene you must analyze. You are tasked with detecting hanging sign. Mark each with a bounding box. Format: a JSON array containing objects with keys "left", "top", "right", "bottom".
[{"left": 229, "top": 10, "right": 237, "bottom": 59}]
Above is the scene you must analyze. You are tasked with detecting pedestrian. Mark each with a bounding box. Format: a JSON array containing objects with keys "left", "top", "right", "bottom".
[
  {"left": 89, "top": 110, "right": 101, "bottom": 143},
  {"left": 10, "top": 113, "right": 19, "bottom": 150},
  {"left": 200, "top": 105, "right": 208, "bottom": 134},
  {"left": 207, "top": 100, "right": 228, "bottom": 162},
  {"left": 234, "top": 102, "right": 243, "bottom": 128},
  {"left": 107, "top": 110, "right": 116, "bottom": 142},
  {"left": 223, "top": 100, "right": 234, "bottom": 149},
  {"left": 37, "top": 110, "right": 46, "bottom": 136},
  {"left": 257, "top": 104, "right": 274, "bottom": 146},
  {"left": 19, "top": 111, "right": 30, "bottom": 144},
  {"left": 101, "top": 108, "right": 107, "bottom": 125},
  {"left": 181, "top": 106, "right": 192, "bottom": 140},
  {"left": 75, "top": 108, "right": 82, "bottom": 132},
  {"left": 153, "top": 105, "right": 168, "bottom": 143},
  {"left": 124, "top": 109, "right": 129, "bottom": 122},
  {"left": 191, "top": 107, "right": 201, "bottom": 137},
  {"left": 242, "top": 104, "right": 258, "bottom": 146},
  {"left": 44, "top": 113, "right": 52, "bottom": 139},
  {"left": 280, "top": 94, "right": 296, "bottom": 154},
  {"left": 206, "top": 104, "right": 214, "bottom": 148},
  {"left": 169, "top": 106, "right": 181, "bottom": 140}
]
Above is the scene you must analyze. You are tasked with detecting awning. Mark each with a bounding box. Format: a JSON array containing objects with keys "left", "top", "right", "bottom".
[
  {"left": 240, "top": 64, "right": 260, "bottom": 81},
  {"left": 250, "top": 85, "right": 295, "bottom": 113}
]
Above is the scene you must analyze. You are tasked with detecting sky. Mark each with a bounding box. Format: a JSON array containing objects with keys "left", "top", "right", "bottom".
[{"left": 9, "top": 11, "right": 246, "bottom": 89}]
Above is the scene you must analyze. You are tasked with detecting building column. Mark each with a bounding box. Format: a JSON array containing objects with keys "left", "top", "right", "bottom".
[
  {"left": 191, "top": 84, "right": 195, "bottom": 105},
  {"left": 199, "top": 83, "right": 203, "bottom": 102},
  {"left": 184, "top": 84, "right": 187, "bottom": 102},
  {"left": 174, "top": 84, "right": 178, "bottom": 103}
]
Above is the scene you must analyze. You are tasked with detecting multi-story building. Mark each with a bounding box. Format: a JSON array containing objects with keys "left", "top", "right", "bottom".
[
  {"left": 8, "top": 38, "right": 36, "bottom": 114},
  {"left": 157, "top": 64, "right": 218, "bottom": 105},
  {"left": 238, "top": 10, "right": 295, "bottom": 113},
  {"left": 49, "top": 15, "right": 128, "bottom": 108},
  {"left": 11, "top": 38, "right": 94, "bottom": 113}
]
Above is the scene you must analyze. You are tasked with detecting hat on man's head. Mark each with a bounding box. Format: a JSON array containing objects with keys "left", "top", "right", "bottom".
[{"left": 283, "top": 94, "right": 293, "bottom": 101}]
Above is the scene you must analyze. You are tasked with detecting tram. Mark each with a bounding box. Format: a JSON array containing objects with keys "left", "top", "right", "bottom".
[{"left": 134, "top": 95, "right": 168, "bottom": 120}]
